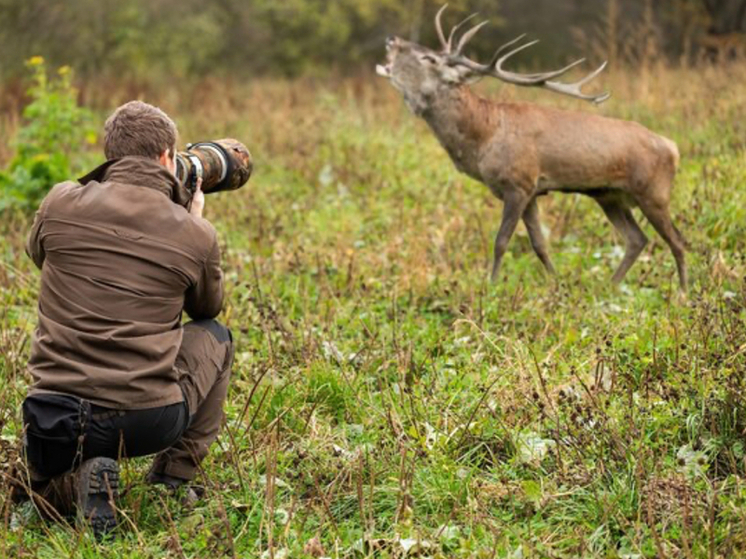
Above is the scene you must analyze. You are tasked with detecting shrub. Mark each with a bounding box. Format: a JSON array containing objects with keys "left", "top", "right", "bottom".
[{"left": 0, "top": 57, "right": 95, "bottom": 212}]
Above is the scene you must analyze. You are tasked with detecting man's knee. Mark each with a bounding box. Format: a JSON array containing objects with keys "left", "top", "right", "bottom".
[
  {"left": 177, "top": 320, "right": 233, "bottom": 415},
  {"left": 186, "top": 319, "right": 232, "bottom": 345},
  {"left": 181, "top": 319, "right": 234, "bottom": 376}
]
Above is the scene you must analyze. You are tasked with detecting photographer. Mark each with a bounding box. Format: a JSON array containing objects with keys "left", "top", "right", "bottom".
[{"left": 16, "top": 101, "right": 248, "bottom": 538}]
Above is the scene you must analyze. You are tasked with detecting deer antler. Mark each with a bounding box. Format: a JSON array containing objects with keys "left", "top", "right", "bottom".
[
  {"left": 435, "top": 4, "right": 479, "bottom": 54},
  {"left": 447, "top": 13, "right": 479, "bottom": 53},
  {"left": 435, "top": 4, "right": 449, "bottom": 51},
  {"left": 435, "top": 5, "right": 610, "bottom": 104},
  {"left": 543, "top": 63, "right": 611, "bottom": 104}
]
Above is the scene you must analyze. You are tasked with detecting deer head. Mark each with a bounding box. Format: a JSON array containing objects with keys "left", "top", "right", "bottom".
[
  {"left": 377, "top": 36, "right": 471, "bottom": 114},
  {"left": 377, "top": 4, "right": 610, "bottom": 115}
]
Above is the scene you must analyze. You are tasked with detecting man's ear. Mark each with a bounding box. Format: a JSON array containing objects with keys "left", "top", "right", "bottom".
[{"left": 158, "top": 149, "right": 171, "bottom": 167}]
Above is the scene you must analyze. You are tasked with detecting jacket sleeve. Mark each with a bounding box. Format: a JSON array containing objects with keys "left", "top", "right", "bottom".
[
  {"left": 26, "top": 189, "right": 56, "bottom": 269},
  {"left": 184, "top": 236, "right": 224, "bottom": 320}
]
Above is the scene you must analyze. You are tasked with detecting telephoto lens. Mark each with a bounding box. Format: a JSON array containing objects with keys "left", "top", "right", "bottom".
[{"left": 175, "top": 138, "right": 252, "bottom": 195}]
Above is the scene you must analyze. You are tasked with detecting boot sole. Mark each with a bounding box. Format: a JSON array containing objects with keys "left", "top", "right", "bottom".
[{"left": 76, "top": 458, "right": 119, "bottom": 539}]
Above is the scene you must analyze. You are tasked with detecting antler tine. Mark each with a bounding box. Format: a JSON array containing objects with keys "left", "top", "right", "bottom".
[
  {"left": 494, "top": 40, "right": 540, "bottom": 72},
  {"left": 517, "top": 58, "right": 587, "bottom": 82},
  {"left": 575, "top": 60, "right": 608, "bottom": 87},
  {"left": 435, "top": 4, "right": 449, "bottom": 52},
  {"left": 447, "top": 13, "right": 478, "bottom": 52},
  {"left": 494, "top": 41, "right": 592, "bottom": 84},
  {"left": 487, "top": 34, "right": 527, "bottom": 67},
  {"left": 455, "top": 20, "right": 489, "bottom": 55},
  {"left": 544, "top": 61, "right": 610, "bottom": 104},
  {"left": 543, "top": 81, "right": 611, "bottom": 104},
  {"left": 488, "top": 40, "right": 552, "bottom": 84}
]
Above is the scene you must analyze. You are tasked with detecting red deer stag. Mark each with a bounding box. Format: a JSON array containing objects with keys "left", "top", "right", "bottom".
[{"left": 377, "top": 5, "right": 686, "bottom": 290}]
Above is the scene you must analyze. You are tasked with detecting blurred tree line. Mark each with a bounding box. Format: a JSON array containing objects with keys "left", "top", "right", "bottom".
[{"left": 0, "top": 0, "right": 738, "bottom": 81}]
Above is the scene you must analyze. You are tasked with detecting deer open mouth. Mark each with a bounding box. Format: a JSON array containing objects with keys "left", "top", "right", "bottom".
[
  {"left": 377, "top": 37, "right": 397, "bottom": 78},
  {"left": 376, "top": 63, "right": 391, "bottom": 78}
]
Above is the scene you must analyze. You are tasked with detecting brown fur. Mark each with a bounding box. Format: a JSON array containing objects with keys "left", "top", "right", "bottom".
[{"left": 379, "top": 37, "right": 687, "bottom": 290}]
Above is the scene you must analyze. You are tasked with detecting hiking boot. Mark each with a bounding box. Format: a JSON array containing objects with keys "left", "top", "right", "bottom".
[
  {"left": 145, "top": 470, "right": 186, "bottom": 491},
  {"left": 146, "top": 470, "right": 205, "bottom": 506},
  {"left": 76, "top": 457, "right": 119, "bottom": 539}
]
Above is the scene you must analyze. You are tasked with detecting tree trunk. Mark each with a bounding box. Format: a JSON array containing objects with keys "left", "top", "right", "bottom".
[{"left": 702, "top": 0, "right": 746, "bottom": 33}]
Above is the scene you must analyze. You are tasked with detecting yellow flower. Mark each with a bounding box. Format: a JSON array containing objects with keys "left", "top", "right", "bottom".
[
  {"left": 27, "top": 56, "right": 44, "bottom": 66},
  {"left": 58, "top": 65, "right": 71, "bottom": 76}
]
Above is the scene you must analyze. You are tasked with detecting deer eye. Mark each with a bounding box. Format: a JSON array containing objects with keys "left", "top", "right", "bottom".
[{"left": 420, "top": 54, "right": 438, "bottom": 64}]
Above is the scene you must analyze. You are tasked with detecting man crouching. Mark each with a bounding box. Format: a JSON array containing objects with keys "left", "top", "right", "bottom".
[{"left": 16, "top": 101, "right": 235, "bottom": 539}]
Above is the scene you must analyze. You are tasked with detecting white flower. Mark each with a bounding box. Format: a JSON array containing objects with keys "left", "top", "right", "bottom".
[{"left": 516, "top": 432, "right": 555, "bottom": 465}]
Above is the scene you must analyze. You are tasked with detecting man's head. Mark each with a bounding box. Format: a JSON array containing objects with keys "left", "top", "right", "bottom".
[{"left": 104, "top": 101, "right": 178, "bottom": 174}]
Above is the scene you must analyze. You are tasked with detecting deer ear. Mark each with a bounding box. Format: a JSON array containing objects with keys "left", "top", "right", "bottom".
[{"left": 441, "top": 63, "right": 474, "bottom": 84}]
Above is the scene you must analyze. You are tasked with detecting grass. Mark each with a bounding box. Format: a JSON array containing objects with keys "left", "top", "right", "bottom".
[{"left": 1, "top": 63, "right": 746, "bottom": 558}]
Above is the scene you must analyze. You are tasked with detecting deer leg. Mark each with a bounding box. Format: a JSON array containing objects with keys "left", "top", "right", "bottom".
[
  {"left": 596, "top": 197, "right": 648, "bottom": 284},
  {"left": 522, "top": 198, "right": 555, "bottom": 275},
  {"left": 636, "top": 198, "right": 688, "bottom": 291},
  {"left": 491, "top": 191, "right": 530, "bottom": 281}
]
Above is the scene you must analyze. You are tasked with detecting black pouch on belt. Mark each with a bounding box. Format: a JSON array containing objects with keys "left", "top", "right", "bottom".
[{"left": 22, "top": 393, "right": 91, "bottom": 479}]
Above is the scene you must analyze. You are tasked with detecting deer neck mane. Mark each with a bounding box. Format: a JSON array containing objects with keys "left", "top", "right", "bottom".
[{"left": 421, "top": 85, "right": 497, "bottom": 175}]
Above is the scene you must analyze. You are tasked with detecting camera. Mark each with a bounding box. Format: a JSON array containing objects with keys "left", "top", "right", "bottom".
[{"left": 175, "top": 138, "right": 253, "bottom": 196}]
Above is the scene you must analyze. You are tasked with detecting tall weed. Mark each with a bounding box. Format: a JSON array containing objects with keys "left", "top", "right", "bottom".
[{"left": 0, "top": 57, "right": 95, "bottom": 212}]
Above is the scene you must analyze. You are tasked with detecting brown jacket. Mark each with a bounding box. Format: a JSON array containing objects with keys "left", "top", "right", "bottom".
[{"left": 26, "top": 156, "right": 224, "bottom": 409}]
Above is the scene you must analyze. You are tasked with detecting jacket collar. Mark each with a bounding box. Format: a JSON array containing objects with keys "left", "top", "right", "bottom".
[{"left": 79, "top": 156, "right": 191, "bottom": 207}]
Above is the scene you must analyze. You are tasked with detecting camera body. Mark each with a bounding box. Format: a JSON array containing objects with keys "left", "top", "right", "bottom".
[{"left": 175, "top": 138, "right": 253, "bottom": 197}]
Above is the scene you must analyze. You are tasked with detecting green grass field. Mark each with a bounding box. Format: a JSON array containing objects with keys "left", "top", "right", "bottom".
[{"left": 1, "top": 65, "right": 746, "bottom": 557}]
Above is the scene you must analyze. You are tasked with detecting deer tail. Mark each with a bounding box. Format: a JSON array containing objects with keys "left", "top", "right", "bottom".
[{"left": 661, "top": 136, "right": 680, "bottom": 169}]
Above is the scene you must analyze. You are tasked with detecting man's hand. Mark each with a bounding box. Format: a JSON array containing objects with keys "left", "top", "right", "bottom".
[{"left": 190, "top": 179, "right": 205, "bottom": 219}]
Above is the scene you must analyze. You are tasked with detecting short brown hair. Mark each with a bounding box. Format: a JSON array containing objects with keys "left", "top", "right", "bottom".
[{"left": 103, "top": 101, "right": 177, "bottom": 160}]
